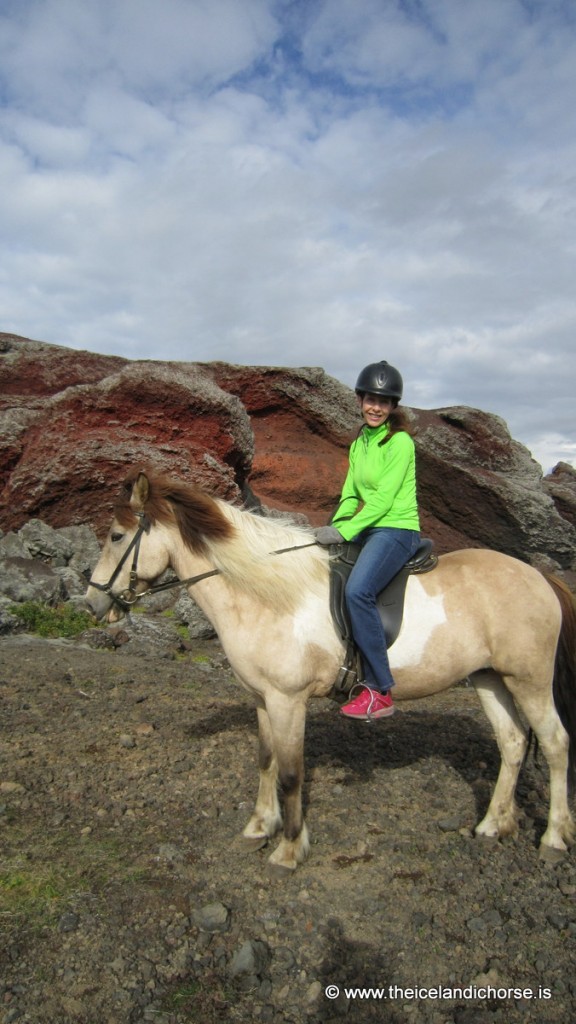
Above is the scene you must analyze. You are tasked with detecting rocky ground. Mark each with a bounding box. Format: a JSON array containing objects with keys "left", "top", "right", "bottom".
[{"left": 1, "top": 615, "right": 575, "bottom": 1024}]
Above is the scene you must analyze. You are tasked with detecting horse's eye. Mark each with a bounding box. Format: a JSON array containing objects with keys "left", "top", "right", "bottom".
[{"left": 111, "top": 532, "right": 124, "bottom": 543}]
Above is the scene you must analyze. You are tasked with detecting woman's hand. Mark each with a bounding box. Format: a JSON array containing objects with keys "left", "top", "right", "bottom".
[{"left": 314, "top": 526, "right": 344, "bottom": 545}]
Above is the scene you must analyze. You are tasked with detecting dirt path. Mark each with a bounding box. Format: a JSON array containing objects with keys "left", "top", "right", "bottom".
[{"left": 1, "top": 627, "right": 575, "bottom": 1024}]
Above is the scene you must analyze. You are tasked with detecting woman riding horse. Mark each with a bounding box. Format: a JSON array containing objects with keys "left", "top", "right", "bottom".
[
  {"left": 316, "top": 361, "right": 420, "bottom": 721},
  {"left": 86, "top": 467, "right": 576, "bottom": 877}
]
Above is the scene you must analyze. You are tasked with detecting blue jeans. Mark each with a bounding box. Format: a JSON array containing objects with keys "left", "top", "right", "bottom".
[{"left": 345, "top": 527, "right": 420, "bottom": 693}]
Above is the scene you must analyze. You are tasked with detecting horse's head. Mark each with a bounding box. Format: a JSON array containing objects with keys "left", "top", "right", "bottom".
[
  {"left": 85, "top": 468, "right": 235, "bottom": 621},
  {"left": 85, "top": 471, "right": 172, "bottom": 622}
]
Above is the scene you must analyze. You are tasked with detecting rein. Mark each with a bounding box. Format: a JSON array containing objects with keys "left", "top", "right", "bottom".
[{"left": 88, "top": 514, "right": 318, "bottom": 613}]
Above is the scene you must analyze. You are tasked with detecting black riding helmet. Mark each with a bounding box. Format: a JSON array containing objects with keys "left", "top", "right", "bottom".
[{"left": 355, "top": 360, "right": 403, "bottom": 401}]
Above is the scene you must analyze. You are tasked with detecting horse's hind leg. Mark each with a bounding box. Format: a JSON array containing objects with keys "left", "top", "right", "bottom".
[
  {"left": 472, "top": 671, "right": 528, "bottom": 841},
  {"left": 505, "top": 681, "right": 574, "bottom": 857},
  {"left": 241, "top": 705, "right": 283, "bottom": 850}
]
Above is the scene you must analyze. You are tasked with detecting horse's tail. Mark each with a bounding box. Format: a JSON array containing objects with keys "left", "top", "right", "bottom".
[{"left": 546, "top": 574, "right": 576, "bottom": 788}]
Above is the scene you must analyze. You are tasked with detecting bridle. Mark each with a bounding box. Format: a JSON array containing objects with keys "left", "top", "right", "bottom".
[
  {"left": 88, "top": 513, "right": 222, "bottom": 613},
  {"left": 88, "top": 512, "right": 318, "bottom": 614}
]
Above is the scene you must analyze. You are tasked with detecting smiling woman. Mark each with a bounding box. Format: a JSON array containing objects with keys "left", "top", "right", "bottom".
[
  {"left": 358, "top": 391, "right": 395, "bottom": 430},
  {"left": 316, "top": 360, "right": 420, "bottom": 720}
]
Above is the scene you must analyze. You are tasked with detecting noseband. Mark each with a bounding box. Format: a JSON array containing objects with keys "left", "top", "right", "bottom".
[{"left": 88, "top": 511, "right": 318, "bottom": 614}]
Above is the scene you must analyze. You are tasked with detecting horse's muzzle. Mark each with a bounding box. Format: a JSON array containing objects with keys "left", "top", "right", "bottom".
[{"left": 85, "top": 586, "right": 124, "bottom": 623}]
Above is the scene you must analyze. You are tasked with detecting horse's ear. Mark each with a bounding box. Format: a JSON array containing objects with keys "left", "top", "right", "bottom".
[{"left": 130, "top": 472, "right": 150, "bottom": 512}]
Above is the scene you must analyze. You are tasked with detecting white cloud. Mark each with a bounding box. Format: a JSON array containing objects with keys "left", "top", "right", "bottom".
[
  {"left": 0, "top": 0, "right": 575, "bottom": 473},
  {"left": 109, "top": 0, "right": 279, "bottom": 93}
]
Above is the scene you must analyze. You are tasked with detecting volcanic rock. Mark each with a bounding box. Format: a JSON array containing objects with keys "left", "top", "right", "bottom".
[
  {"left": 544, "top": 462, "right": 576, "bottom": 529},
  {"left": 0, "top": 332, "right": 574, "bottom": 571}
]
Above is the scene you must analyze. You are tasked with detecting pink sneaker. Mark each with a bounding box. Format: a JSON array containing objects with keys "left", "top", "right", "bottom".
[{"left": 340, "top": 686, "right": 395, "bottom": 720}]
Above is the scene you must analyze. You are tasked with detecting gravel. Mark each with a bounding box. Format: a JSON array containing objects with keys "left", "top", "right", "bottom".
[{"left": 1, "top": 618, "right": 575, "bottom": 1023}]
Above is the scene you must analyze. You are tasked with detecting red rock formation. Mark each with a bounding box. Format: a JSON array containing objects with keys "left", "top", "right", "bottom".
[
  {"left": 1, "top": 332, "right": 574, "bottom": 571},
  {"left": 0, "top": 335, "right": 252, "bottom": 536},
  {"left": 204, "top": 363, "right": 354, "bottom": 522}
]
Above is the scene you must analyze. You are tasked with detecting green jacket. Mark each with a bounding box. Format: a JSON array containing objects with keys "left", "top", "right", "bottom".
[{"left": 332, "top": 423, "right": 419, "bottom": 541}]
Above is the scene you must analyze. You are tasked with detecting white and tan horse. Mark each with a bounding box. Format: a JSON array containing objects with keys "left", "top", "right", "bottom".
[{"left": 86, "top": 469, "right": 576, "bottom": 877}]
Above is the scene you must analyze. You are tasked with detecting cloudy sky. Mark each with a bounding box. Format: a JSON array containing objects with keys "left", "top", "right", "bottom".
[{"left": 1, "top": 0, "right": 575, "bottom": 472}]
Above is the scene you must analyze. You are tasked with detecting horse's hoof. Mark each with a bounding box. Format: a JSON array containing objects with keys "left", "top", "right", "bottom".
[
  {"left": 237, "top": 834, "right": 269, "bottom": 853},
  {"left": 539, "top": 845, "right": 567, "bottom": 865},
  {"left": 266, "top": 860, "right": 297, "bottom": 881},
  {"left": 474, "top": 831, "right": 499, "bottom": 844}
]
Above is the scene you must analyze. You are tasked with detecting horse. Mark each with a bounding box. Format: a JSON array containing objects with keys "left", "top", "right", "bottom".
[{"left": 85, "top": 468, "right": 576, "bottom": 878}]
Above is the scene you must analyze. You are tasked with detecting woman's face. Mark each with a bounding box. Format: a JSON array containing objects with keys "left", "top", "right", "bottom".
[{"left": 359, "top": 391, "right": 394, "bottom": 429}]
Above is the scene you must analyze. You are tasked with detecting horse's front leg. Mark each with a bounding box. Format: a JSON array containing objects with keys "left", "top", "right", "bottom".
[
  {"left": 265, "top": 694, "right": 309, "bottom": 879},
  {"left": 241, "top": 705, "right": 283, "bottom": 850}
]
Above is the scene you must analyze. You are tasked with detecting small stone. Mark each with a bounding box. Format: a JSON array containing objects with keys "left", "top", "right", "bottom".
[
  {"left": 119, "top": 734, "right": 136, "bottom": 749},
  {"left": 259, "top": 978, "right": 273, "bottom": 1000},
  {"left": 58, "top": 912, "right": 80, "bottom": 934},
  {"left": 229, "top": 939, "right": 270, "bottom": 978},
  {"left": 0, "top": 782, "right": 26, "bottom": 795},
  {"left": 305, "top": 980, "right": 322, "bottom": 1006},
  {"left": 472, "top": 968, "right": 500, "bottom": 987},
  {"left": 112, "top": 629, "right": 131, "bottom": 647},
  {"left": 482, "top": 909, "right": 503, "bottom": 928},
  {"left": 5, "top": 1009, "right": 24, "bottom": 1023},
  {"left": 437, "top": 816, "right": 461, "bottom": 832},
  {"left": 191, "top": 901, "right": 230, "bottom": 932},
  {"left": 229, "top": 941, "right": 256, "bottom": 978},
  {"left": 547, "top": 911, "right": 568, "bottom": 931},
  {"left": 273, "top": 946, "right": 297, "bottom": 971},
  {"left": 235, "top": 972, "right": 259, "bottom": 992},
  {"left": 135, "top": 723, "right": 155, "bottom": 736},
  {"left": 158, "top": 843, "right": 184, "bottom": 863}
]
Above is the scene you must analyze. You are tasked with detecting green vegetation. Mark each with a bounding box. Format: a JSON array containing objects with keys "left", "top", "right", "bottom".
[
  {"left": 163, "top": 977, "right": 231, "bottom": 1021},
  {"left": 0, "top": 834, "right": 150, "bottom": 929},
  {"left": 9, "top": 601, "right": 95, "bottom": 638},
  {"left": 0, "top": 866, "right": 65, "bottom": 921}
]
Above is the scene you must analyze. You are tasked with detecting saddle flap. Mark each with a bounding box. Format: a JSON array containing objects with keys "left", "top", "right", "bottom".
[
  {"left": 329, "top": 557, "right": 355, "bottom": 642},
  {"left": 329, "top": 537, "right": 437, "bottom": 647}
]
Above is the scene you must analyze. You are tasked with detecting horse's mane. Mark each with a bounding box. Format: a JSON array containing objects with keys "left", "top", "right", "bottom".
[
  {"left": 212, "top": 502, "right": 329, "bottom": 611},
  {"left": 116, "top": 471, "right": 328, "bottom": 613}
]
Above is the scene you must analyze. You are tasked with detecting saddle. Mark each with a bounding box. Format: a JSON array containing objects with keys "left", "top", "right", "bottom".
[{"left": 329, "top": 538, "right": 437, "bottom": 702}]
